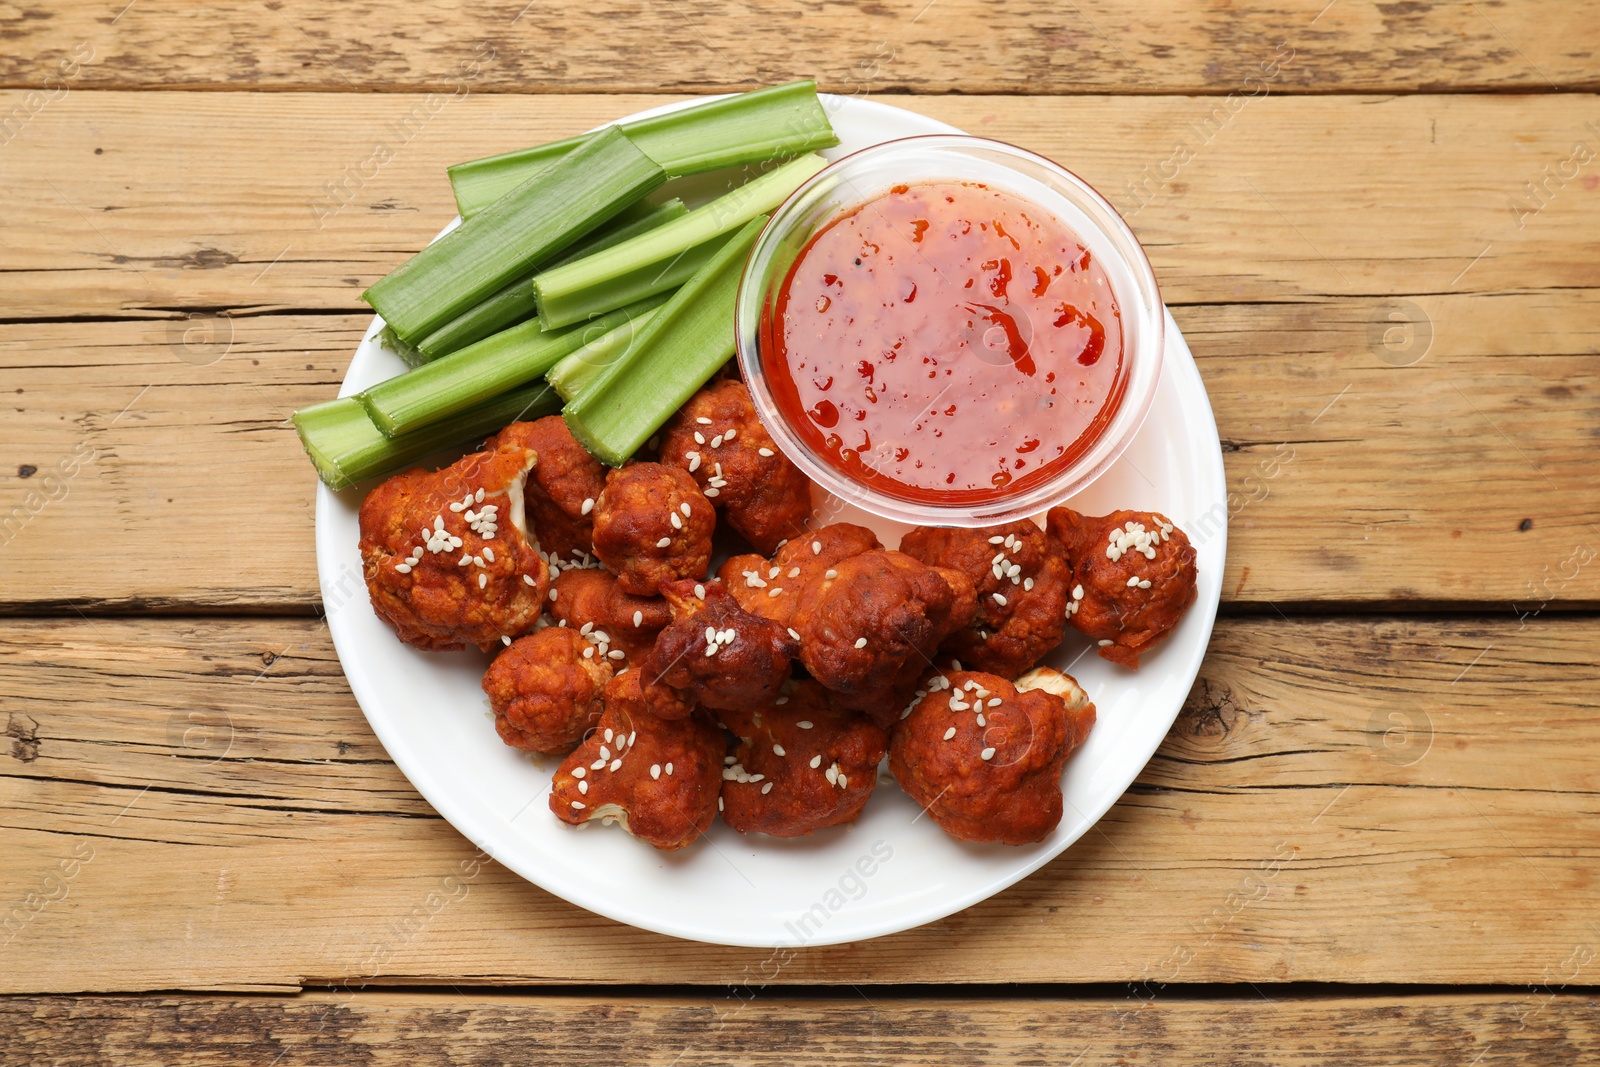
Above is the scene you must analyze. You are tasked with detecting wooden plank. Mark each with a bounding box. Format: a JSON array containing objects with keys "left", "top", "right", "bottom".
[
  {"left": 1, "top": 92, "right": 1598, "bottom": 319},
  {"left": 2, "top": 1, "right": 1596, "bottom": 95},
  {"left": 4, "top": 293, "right": 1597, "bottom": 611},
  {"left": 2, "top": 615, "right": 1596, "bottom": 992},
  {"left": 4, "top": 991, "right": 1598, "bottom": 1066}
]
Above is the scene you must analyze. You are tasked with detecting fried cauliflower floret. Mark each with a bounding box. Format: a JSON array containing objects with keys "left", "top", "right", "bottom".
[
  {"left": 1046, "top": 507, "right": 1199, "bottom": 668},
  {"left": 590, "top": 462, "right": 715, "bottom": 596},
  {"left": 899, "top": 520, "right": 1071, "bottom": 678},
  {"left": 482, "top": 627, "right": 610, "bottom": 754},
  {"left": 639, "top": 580, "right": 799, "bottom": 714},
  {"left": 718, "top": 680, "right": 887, "bottom": 837},
  {"left": 603, "top": 665, "right": 697, "bottom": 723},
  {"left": 889, "top": 669, "right": 1095, "bottom": 845},
  {"left": 788, "top": 548, "right": 975, "bottom": 702},
  {"left": 717, "top": 523, "right": 881, "bottom": 627},
  {"left": 358, "top": 444, "right": 549, "bottom": 652},
  {"left": 548, "top": 697, "right": 725, "bottom": 851},
  {"left": 658, "top": 379, "right": 814, "bottom": 553},
  {"left": 549, "top": 567, "right": 672, "bottom": 665},
  {"left": 483, "top": 416, "right": 605, "bottom": 563}
]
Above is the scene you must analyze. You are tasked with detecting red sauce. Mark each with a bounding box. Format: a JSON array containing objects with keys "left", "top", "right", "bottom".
[{"left": 764, "top": 181, "right": 1125, "bottom": 506}]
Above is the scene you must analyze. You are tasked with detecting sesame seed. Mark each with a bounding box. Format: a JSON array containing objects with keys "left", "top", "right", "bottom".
[
  {"left": 773, "top": 744, "right": 786, "bottom": 756},
  {"left": 482, "top": 547, "right": 495, "bottom": 563},
  {"left": 1138, "top": 579, "right": 1152, "bottom": 589},
  {"left": 687, "top": 453, "right": 701, "bottom": 472},
  {"left": 768, "top": 587, "right": 784, "bottom": 598},
  {"left": 694, "top": 584, "right": 705, "bottom": 600},
  {"left": 583, "top": 646, "right": 595, "bottom": 658},
  {"left": 578, "top": 779, "right": 588, "bottom": 794},
  {"left": 988, "top": 697, "right": 1002, "bottom": 707},
  {"left": 1098, "top": 639, "right": 1113, "bottom": 646},
  {"left": 787, "top": 567, "right": 801, "bottom": 578},
  {"left": 750, "top": 773, "right": 765, "bottom": 782},
  {"left": 696, "top": 416, "right": 712, "bottom": 425},
  {"left": 670, "top": 512, "right": 683, "bottom": 529},
  {"left": 988, "top": 536, "right": 1004, "bottom": 545},
  {"left": 680, "top": 502, "right": 692, "bottom": 517},
  {"left": 395, "top": 563, "right": 411, "bottom": 573},
  {"left": 633, "top": 610, "right": 643, "bottom": 627},
  {"left": 725, "top": 755, "right": 737, "bottom": 765},
  {"left": 824, "top": 765, "right": 838, "bottom": 784},
  {"left": 943, "top": 727, "right": 956, "bottom": 740},
  {"left": 609, "top": 758, "right": 622, "bottom": 772},
  {"left": 787, "top": 628, "right": 802, "bottom": 641},
  {"left": 651, "top": 764, "right": 661, "bottom": 780},
  {"left": 762, "top": 782, "right": 774, "bottom": 794},
  {"left": 980, "top": 747, "right": 995, "bottom": 761},
  {"left": 769, "top": 567, "right": 781, "bottom": 578},
  {"left": 705, "top": 644, "right": 719, "bottom": 657},
  {"left": 704, "top": 487, "right": 719, "bottom": 498},
  {"left": 581, "top": 622, "right": 595, "bottom": 635},
  {"left": 994, "top": 593, "right": 1007, "bottom": 607},
  {"left": 571, "top": 800, "right": 585, "bottom": 809},
  {"left": 548, "top": 589, "right": 559, "bottom": 602},
  {"left": 1126, "top": 576, "right": 1140, "bottom": 587},
  {"left": 667, "top": 762, "right": 675, "bottom": 775},
  {"left": 475, "top": 488, "right": 484, "bottom": 503},
  {"left": 812, "top": 541, "right": 822, "bottom": 555},
  {"left": 478, "top": 573, "right": 488, "bottom": 589},
  {"left": 656, "top": 536, "right": 672, "bottom": 548},
  {"left": 1073, "top": 584, "right": 1084, "bottom": 600},
  {"left": 571, "top": 766, "right": 586, "bottom": 779},
  {"left": 628, "top": 731, "right": 636, "bottom": 747},
  {"left": 810, "top": 755, "right": 822, "bottom": 768},
  {"left": 591, "top": 758, "right": 606, "bottom": 770},
  {"left": 758, "top": 447, "right": 774, "bottom": 457},
  {"left": 824, "top": 569, "right": 837, "bottom": 580},
  {"left": 976, "top": 714, "right": 986, "bottom": 726},
  {"left": 608, "top": 649, "right": 625, "bottom": 660},
  {"left": 718, "top": 796, "right": 724, "bottom": 811},
  {"left": 725, "top": 429, "right": 737, "bottom": 441},
  {"left": 1024, "top": 578, "right": 1034, "bottom": 591},
  {"left": 854, "top": 637, "right": 868, "bottom": 649},
  {"left": 775, "top": 696, "right": 789, "bottom": 705},
  {"left": 580, "top": 497, "right": 594, "bottom": 516},
  {"left": 837, "top": 772, "right": 848, "bottom": 789},
  {"left": 710, "top": 434, "right": 723, "bottom": 448}
]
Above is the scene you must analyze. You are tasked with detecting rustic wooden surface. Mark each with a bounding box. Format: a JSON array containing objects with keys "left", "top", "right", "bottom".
[
  {"left": 5, "top": 992, "right": 1599, "bottom": 1066},
  {"left": 3, "top": 0, "right": 1598, "bottom": 1061}
]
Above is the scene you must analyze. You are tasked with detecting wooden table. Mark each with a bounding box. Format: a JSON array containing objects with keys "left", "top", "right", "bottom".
[{"left": 4, "top": 2, "right": 1598, "bottom": 1062}]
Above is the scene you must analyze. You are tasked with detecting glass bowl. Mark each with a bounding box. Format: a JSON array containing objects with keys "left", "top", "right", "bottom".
[{"left": 735, "top": 134, "right": 1164, "bottom": 528}]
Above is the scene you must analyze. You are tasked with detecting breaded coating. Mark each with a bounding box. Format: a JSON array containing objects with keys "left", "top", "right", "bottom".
[
  {"left": 548, "top": 697, "right": 726, "bottom": 851},
  {"left": 590, "top": 462, "right": 715, "bottom": 596},
  {"left": 658, "top": 379, "right": 814, "bottom": 554},
  {"left": 483, "top": 416, "right": 605, "bottom": 562},
  {"left": 482, "top": 627, "right": 610, "bottom": 754},
  {"left": 358, "top": 444, "right": 549, "bottom": 652},
  {"left": 718, "top": 680, "right": 887, "bottom": 837},
  {"left": 788, "top": 548, "right": 974, "bottom": 701},
  {"left": 549, "top": 567, "right": 672, "bottom": 665},
  {"left": 899, "top": 520, "right": 1072, "bottom": 679},
  {"left": 889, "top": 669, "right": 1095, "bottom": 845},
  {"left": 640, "top": 580, "right": 799, "bottom": 714},
  {"left": 603, "top": 666, "right": 697, "bottom": 723},
  {"left": 1046, "top": 507, "right": 1199, "bottom": 668},
  {"left": 717, "top": 523, "right": 881, "bottom": 627}
]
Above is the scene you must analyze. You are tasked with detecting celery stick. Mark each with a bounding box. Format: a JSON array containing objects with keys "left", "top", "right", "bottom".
[
  {"left": 535, "top": 154, "right": 824, "bottom": 330},
  {"left": 408, "top": 199, "right": 688, "bottom": 363},
  {"left": 546, "top": 304, "right": 665, "bottom": 402},
  {"left": 564, "top": 216, "right": 765, "bottom": 466},
  {"left": 449, "top": 81, "right": 838, "bottom": 217},
  {"left": 364, "top": 127, "right": 666, "bottom": 343},
  {"left": 362, "top": 295, "right": 671, "bottom": 438},
  {"left": 293, "top": 384, "right": 560, "bottom": 491}
]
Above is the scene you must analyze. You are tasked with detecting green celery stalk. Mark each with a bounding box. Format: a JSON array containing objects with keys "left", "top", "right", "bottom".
[
  {"left": 563, "top": 216, "right": 765, "bottom": 466},
  {"left": 449, "top": 81, "right": 838, "bottom": 217},
  {"left": 361, "top": 295, "right": 671, "bottom": 438},
  {"left": 293, "top": 383, "right": 560, "bottom": 491},
  {"left": 364, "top": 127, "right": 666, "bottom": 343},
  {"left": 546, "top": 304, "right": 666, "bottom": 402},
  {"left": 408, "top": 198, "right": 689, "bottom": 363},
  {"left": 534, "top": 153, "right": 824, "bottom": 330}
]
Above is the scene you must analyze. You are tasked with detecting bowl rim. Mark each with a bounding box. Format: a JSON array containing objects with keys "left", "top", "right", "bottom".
[{"left": 735, "top": 131, "right": 1166, "bottom": 527}]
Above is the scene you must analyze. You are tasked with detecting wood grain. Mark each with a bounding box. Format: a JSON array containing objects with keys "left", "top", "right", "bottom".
[
  {"left": 4, "top": 293, "right": 1597, "bottom": 611},
  {"left": 5, "top": 991, "right": 1599, "bottom": 1066},
  {"left": 3, "top": 615, "right": 1596, "bottom": 992},
  {"left": 2, "top": 1, "right": 1596, "bottom": 95},
  {"left": 3, "top": 92, "right": 1599, "bottom": 321}
]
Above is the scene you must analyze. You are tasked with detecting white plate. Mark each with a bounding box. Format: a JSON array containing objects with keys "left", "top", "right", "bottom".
[{"left": 316, "top": 95, "right": 1226, "bottom": 947}]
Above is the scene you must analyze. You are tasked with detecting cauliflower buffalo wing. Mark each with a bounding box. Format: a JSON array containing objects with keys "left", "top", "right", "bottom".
[
  {"left": 590, "top": 462, "right": 715, "bottom": 596},
  {"left": 718, "top": 680, "right": 887, "bottom": 837},
  {"left": 889, "top": 668, "right": 1095, "bottom": 845},
  {"left": 482, "top": 627, "right": 610, "bottom": 754},
  {"left": 639, "top": 579, "right": 799, "bottom": 714},
  {"left": 548, "top": 694, "right": 726, "bottom": 851},
  {"left": 657, "top": 379, "right": 814, "bottom": 554},
  {"left": 482, "top": 416, "right": 606, "bottom": 563},
  {"left": 1046, "top": 507, "right": 1199, "bottom": 668},
  {"left": 899, "top": 520, "right": 1072, "bottom": 679},
  {"left": 548, "top": 567, "right": 672, "bottom": 666},
  {"left": 358, "top": 443, "right": 549, "bottom": 651}
]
